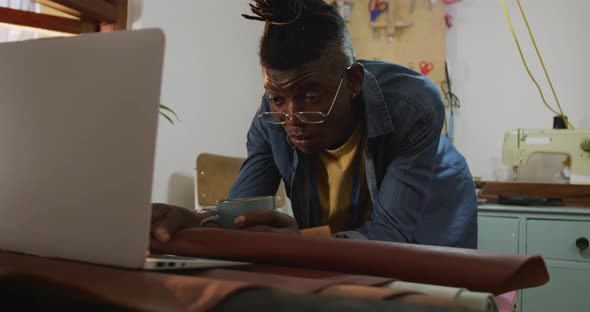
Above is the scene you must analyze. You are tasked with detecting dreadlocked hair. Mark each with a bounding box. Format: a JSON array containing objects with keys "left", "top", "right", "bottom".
[{"left": 242, "top": 0, "right": 353, "bottom": 70}]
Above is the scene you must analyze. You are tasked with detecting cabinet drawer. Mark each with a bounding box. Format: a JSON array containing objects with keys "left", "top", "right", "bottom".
[
  {"left": 521, "top": 260, "right": 590, "bottom": 312},
  {"left": 477, "top": 216, "right": 519, "bottom": 253},
  {"left": 526, "top": 219, "right": 590, "bottom": 262}
]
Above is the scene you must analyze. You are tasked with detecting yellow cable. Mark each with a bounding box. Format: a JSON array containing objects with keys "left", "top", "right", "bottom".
[
  {"left": 500, "top": 0, "right": 560, "bottom": 116},
  {"left": 515, "top": 0, "right": 573, "bottom": 129},
  {"left": 500, "top": 0, "right": 574, "bottom": 129}
]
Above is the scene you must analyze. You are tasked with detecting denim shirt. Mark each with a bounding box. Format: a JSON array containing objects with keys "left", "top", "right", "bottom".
[{"left": 229, "top": 60, "right": 477, "bottom": 248}]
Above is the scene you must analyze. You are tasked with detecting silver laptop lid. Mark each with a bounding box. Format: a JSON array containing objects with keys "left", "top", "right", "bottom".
[{"left": 0, "top": 29, "right": 165, "bottom": 268}]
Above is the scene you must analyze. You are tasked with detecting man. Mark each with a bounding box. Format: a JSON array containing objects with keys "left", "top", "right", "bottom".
[{"left": 152, "top": 0, "right": 477, "bottom": 248}]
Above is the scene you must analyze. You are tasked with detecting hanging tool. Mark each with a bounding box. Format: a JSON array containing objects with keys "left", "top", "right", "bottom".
[
  {"left": 333, "top": 0, "right": 353, "bottom": 22},
  {"left": 386, "top": 0, "right": 397, "bottom": 43},
  {"left": 369, "top": 0, "right": 388, "bottom": 39},
  {"left": 445, "top": 12, "right": 454, "bottom": 28},
  {"left": 419, "top": 61, "right": 434, "bottom": 75},
  {"left": 369, "top": 0, "right": 388, "bottom": 21},
  {"left": 410, "top": 0, "right": 433, "bottom": 15},
  {"left": 441, "top": 61, "right": 461, "bottom": 144},
  {"left": 370, "top": 0, "right": 411, "bottom": 42},
  {"left": 386, "top": 0, "right": 412, "bottom": 43},
  {"left": 442, "top": 0, "right": 460, "bottom": 29},
  {"left": 409, "top": 0, "right": 416, "bottom": 15}
]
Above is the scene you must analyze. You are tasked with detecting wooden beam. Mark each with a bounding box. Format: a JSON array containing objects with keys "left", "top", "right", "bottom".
[
  {"left": 36, "top": 0, "right": 118, "bottom": 23},
  {"left": 117, "top": 0, "right": 127, "bottom": 29},
  {"left": 0, "top": 7, "right": 97, "bottom": 34},
  {"left": 100, "top": 0, "right": 127, "bottom": 32},
  {"left": 33, "top": 0, "right": 81, "bottom": 19}
]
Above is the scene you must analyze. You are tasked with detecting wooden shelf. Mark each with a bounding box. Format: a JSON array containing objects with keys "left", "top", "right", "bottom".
[
  {"left": 0, "top": 0, "right": 127, "bottom": 34},
  {"left": 0, "top": 6, "right": 96, "bottom": 34}
]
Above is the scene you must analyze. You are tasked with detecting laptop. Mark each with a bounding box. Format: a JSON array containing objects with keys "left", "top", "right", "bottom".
[{"left": 0, "top": 29, "right": 247, "bottom": 270}]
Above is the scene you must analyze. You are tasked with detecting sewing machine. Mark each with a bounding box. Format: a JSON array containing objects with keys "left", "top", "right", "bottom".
[{"left": 502, "top": 129, "right": 590, "bottom": 184}]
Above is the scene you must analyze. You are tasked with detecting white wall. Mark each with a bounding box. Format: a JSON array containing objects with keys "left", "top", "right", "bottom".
[
  {"left": 0, "top": 0, "right": 39, "bottom": 42},
  {"left": 134, "top": 1, "right": 589, "bottom": 207},
  {"left": 446, "top": 0, "right": 589, "bottom": 181},
  {"left": 133, "top": 1, "right": 263, "bottom": 207}
]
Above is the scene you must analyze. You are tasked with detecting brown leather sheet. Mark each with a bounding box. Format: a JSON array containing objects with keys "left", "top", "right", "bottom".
[
  {"left": 0, "top": 251, "right": 466, "bottom": 311},
  {"left": 151, "top": 228, "right": 549, "bottom": 295},
  {"left": 197, "top": 268, "right": 346, "bottom": 293},
  {"left": 196, "top": 269, "right": 467, "bottom": 310},
  {"left": 237, "top": 264, "right": 393, "bottom": 286},
  {"left": 0, "top": 252, "right": 261, "bottom": 312}
]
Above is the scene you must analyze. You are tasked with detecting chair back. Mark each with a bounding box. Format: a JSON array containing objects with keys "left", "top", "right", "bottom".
[{"left": 195, "top": 153, "right": 286, "bottom": 207}]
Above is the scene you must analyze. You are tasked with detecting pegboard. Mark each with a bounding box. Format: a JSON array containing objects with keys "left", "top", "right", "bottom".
[
  {"left": 340, "top": 0, "right": 447, "bottom": 84},
  {"left": 336, "top": 0, "right": 448, "bottom": 133}
]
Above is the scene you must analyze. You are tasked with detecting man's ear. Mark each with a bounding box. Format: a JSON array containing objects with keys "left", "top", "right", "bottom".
[{"left": 347, "top": 62, "right": 364, "bottom": 95}]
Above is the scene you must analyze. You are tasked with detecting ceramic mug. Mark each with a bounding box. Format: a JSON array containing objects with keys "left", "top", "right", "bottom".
[{"left": 199, "top": 195, "right": 276, "bottom": 229}]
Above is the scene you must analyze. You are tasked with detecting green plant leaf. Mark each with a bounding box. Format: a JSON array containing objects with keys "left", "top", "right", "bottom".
[
  {"left": 160, "top": 111, "right": 175, "bottom": 125},
  {"left": 159, "top": 104, "right": 180, "bottom": 125},
  {"left": 159, "top": 104, "right": 180, "bottom": 121}
]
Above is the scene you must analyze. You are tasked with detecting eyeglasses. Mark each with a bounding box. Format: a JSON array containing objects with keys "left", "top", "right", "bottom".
[{"left": 258, "top": 65, "right": 352, "bottom": 125}]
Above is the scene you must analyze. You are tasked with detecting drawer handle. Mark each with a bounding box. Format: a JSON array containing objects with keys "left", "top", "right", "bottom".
[{"left": 576, "top": 237, "right": 589, "bottom": 251}]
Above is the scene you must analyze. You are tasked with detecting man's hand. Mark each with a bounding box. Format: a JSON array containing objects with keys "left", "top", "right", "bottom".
[
  {"left": 234, "top": 210, "right": 299, "bottom": 235},
  {"left": 150, "top": 203, "right": 215, "bottom": 242}
]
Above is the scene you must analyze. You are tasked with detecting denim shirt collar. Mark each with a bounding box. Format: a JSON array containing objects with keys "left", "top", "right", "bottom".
[{"left": 360, "top": 67, "right": 394, "bottom": 138}]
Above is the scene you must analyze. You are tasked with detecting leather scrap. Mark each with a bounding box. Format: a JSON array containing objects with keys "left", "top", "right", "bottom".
[
  {"left": 151, "top": 228, "right": 549, "bottom": 295},
  {"left": 0, "top": 252, "right": 263, "bottom": 312}
]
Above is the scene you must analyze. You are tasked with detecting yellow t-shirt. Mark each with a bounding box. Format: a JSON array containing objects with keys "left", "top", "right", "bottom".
[{"left": 315, "top": 124, "right": 372, "bottom": 233}]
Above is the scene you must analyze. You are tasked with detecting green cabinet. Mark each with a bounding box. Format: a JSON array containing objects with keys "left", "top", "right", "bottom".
[
  {"left": 522, "top": 260, "right": 590, "bottom": 312},
  {"left": 478, "top": 216, "right": 519, "bottom": 254},
  {"left": 478, "top": 204, "right": 590, "bottom": 312}
]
